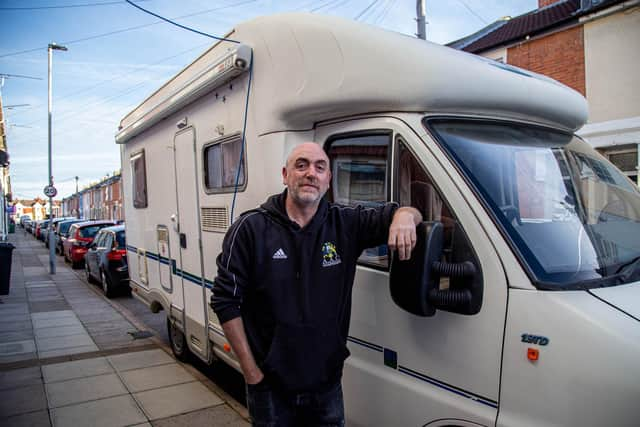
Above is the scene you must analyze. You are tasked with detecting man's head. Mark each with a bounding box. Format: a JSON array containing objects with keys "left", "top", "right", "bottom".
[{"left": 283, "top": 142, "right": 331, "bottom": 208}]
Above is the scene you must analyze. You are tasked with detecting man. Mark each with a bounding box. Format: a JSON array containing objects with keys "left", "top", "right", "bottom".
[{"left": 212, "top": 142, "right": 421, "bottom": 426}]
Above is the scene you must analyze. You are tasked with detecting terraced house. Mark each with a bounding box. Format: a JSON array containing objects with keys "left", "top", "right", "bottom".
[{"left": 450, "top": 0, "right": 640, "bottom": 184}]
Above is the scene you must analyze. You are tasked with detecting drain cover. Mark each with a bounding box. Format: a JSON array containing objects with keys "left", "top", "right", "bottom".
[{"left": 128, "top": 330, "right": 154, "bottom": 340}]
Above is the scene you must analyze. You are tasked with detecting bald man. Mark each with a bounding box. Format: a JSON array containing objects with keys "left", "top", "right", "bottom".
[{"left": 212, "top": 143, "right": 421, "bottom": 426}]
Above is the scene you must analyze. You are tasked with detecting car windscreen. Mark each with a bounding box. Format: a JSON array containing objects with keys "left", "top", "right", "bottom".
[
  {"left": 426, "top": 118, "right": 640, "bottom": 289},
  {"left": 115, "top": 231, "right": 126, "bottom": 249},
  {"left": 59, "top": 221, "right": 80, "bottom": 235},
  {"left": 79, "top": 224, "right": 111, "bottom": 238}
]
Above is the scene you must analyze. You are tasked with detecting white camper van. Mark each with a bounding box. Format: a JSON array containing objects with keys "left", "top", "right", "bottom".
[{"left": 116, "top": 14, "right": 640, "bottom": 427}]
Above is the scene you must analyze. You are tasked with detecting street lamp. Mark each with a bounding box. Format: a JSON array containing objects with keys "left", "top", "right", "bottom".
[{"left": 47, "top": 42, "right": 67, "bottom": 274}]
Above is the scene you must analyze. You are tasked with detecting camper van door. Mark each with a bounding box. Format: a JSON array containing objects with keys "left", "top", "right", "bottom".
[
  {"left": 172, "top": 127, "right": 208, "bottom": 359},
  {"left": 316, "top": 115, "right": 508, "bottom": 426}
]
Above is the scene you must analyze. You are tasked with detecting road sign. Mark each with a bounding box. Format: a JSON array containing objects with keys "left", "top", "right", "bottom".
[{"left": 43, "top": 185, "right": 57, "bottom": 198}]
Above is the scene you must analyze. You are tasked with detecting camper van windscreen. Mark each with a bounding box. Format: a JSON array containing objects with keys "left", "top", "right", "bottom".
[{"left": 427, "top": 118, "right": 640, "bottom": 290}]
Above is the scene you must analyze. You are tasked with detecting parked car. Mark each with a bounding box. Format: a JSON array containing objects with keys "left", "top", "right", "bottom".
[
  {"left": 19, "top": 215, "right": 31, "bottom": 226},
  {"left": 84, "top": 225, "right": 129, "bottom": 298},
  {"left": 63, "top": 220, "right": 116, "bottom": 269},
  {"left": 28, "top": 220, "right": 40, "bottom": 235},
  {"left": 36, "top": 220, "right": 50, "bottom": 241},
  {"left": 55, "top": 219, "right": 84, "bottom": 255},
  {"left": 23, "top": 218, "right": 33, "bottom": 232},
  {"left": 46, "top": 217, "right": 75, "bottom": 248}
]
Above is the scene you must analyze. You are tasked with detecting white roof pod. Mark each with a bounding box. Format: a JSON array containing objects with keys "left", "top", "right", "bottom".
[{"left": 117, "top": 13, "right": 588, "bottom": 143}]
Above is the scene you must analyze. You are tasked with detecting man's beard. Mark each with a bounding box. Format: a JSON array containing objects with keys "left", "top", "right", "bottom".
[{"left": 289, "top": 182, "right": 326, "bottom": 206}]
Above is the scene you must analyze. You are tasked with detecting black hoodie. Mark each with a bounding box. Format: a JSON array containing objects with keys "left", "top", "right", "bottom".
[{"left": 211, "top": 191, "right": 397, "bottom": 392}]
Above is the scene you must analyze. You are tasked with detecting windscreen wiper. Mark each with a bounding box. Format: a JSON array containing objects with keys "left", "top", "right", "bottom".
[{"left": 614, "top": 255, "right": 640, "bottom": 284}]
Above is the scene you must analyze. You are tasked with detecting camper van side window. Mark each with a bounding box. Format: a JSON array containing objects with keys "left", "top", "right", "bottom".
[
  {"left": 326, "top": 132, "right": 391, "bottom": 269},
  {"left": 130, "top": 151, "right": 148, "bottom": 208},
  {"left": 203, "top": 136, "right": 246, "bottom": 192}
]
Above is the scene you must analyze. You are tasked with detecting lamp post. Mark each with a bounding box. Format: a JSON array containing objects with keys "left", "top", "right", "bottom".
[
  {"left": 47, "top": 42, "right": 67, "bottom": 274},
  {"left": 75, "top": 175, "right": 79, "bottom": 218}
]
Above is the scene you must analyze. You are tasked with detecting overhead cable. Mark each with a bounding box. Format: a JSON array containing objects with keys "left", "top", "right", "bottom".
[
  {"left": 124, "top": 0, "right": 240, "bottom": 42},
  {"left": 355, "top": 0, "right": 383, "bottom": 21},
  {"left": 0, "top": 1, "right": 144, "bottom": 10},
  {"left": 455, "top": 0, "right": 488, "bottom": 24},
  {"left": 0, "top": 0, "right": 257, "bottom": 58}
]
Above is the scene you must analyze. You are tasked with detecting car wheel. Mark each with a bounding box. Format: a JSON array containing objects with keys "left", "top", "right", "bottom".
[
  {"left": 71, "top": 259, "right": 81, "bottom": 269},
  {"left": 101, "top": 270, "right": 114, "bottom": 298},
  {"left": 85, "top": 263, "right": 96, "bottom": 284},
  {"left": 167, "top": 318, "right": 191, "bottom": 362}
]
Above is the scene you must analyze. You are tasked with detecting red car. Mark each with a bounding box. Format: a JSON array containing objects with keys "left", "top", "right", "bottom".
[{"left": 63, "top": 220, "right": 116, "bottom": 269}]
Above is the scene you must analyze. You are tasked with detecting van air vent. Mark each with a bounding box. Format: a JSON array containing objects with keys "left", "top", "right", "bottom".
[{"left": 201, "top": 207, "right": 229, "bottom": 232}]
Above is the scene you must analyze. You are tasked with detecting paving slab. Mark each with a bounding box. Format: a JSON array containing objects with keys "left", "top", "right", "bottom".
[
  {"left": 32, "top": 316, "right": 82, "bottom": 329},
  {"left": 134, "top": 381, "right": 223, "bottom": 421},
  {"left": 36, "top": 332, "right": 96, "bottom": 351},
  {"left": 42, "top": 356, "right": 114, "bottom": 383},
  {"left": 0, "top": 339, "right": 36, "bottom": 356},
  {"left": 38, "top": 343, "right": 99, "bottom": 359},
  {"left": 0, "top": 383, "right": 47, "bottom": 417},
  {"left": 0, "top": 320, "right": 32, "bottom": 333},
  {"left": 151, "top": 405, "right": 249, "bottom": 427},
  {"left": 35, "top": 324, "right": 86, "bottom": 339},
  {"left": 120, "top": 363, "right": 195, "bottom": 393},
  {"left": 0, "top": 366, "right": 42, "bottom": 390},
  {"left": 0, "top": 410, "right": 51, "bottom": 427},
  {"left": 50, "top": 394, "right": 147, "bottom": 427},
  {"left": 32, "top": 310, "right": 76, "bottom": 321},
  {"left": 0, "top": 303, "right": 29, "bottom": 314},
  {"left": 108, "top": 349, "right": 174, "bottom": 372},
  {"left": 0, "top": 330, "right": 35, "bottom": 342},
  {"left": 46, "top": 373, "right": 129, "bottom": 408},
  {"left": 0, "top": 313, "right": 30, "bottom": 323}
]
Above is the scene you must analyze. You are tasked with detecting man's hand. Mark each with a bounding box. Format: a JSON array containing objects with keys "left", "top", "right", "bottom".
[
  {"left": 221, "top": 317, "right": 264, "bottom": 385},
  {"left": 388, "top": 207, "right": 422, "bottom": 261}
]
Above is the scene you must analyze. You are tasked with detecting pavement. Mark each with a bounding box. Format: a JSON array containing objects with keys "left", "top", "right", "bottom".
[{"left": 0, "top": 229, "right": 250, "bottom": 427}]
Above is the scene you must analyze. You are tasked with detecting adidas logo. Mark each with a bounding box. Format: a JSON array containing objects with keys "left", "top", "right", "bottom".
[{"left": 272, "top": 248, "right": 288, "bottom": 259}]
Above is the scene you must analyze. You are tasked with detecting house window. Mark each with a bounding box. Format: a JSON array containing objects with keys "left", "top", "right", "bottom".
[
  {"left": 130, "top": 151, "right": 148, "bottom": 208},
  {"left": 601, "top": 146, "right": 638, "bottom": 185},
  {"left": 203, "top": 135, "right": 246, "bottom": 192}
]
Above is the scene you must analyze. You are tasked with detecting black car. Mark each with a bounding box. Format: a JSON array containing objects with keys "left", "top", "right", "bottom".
[{"left": 84, "top": 225, "right": 129, "bottom": 298}]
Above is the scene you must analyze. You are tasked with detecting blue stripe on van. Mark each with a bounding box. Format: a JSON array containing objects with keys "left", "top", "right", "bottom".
[
  {"left": 126, "top": 244, "right": 498, "bottom": 410},
  {"left": 347, "top": 336, "right": 383, "bottom": 352},
  {"left": 398, "top": 365, "right": 498, "bottom": 409}
]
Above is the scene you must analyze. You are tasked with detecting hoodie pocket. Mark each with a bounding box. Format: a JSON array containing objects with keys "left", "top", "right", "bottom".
[{"left": 262, "top": 322, "right": 348, "bottom": 391}]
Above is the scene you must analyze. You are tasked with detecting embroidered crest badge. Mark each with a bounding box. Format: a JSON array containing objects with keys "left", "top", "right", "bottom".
[{"left": 321, "top": 242, "right": 342, "bottom": 267}]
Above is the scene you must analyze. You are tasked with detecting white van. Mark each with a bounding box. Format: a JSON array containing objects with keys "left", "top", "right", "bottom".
[{"left": 116, "top": 14, "right": 640, "bottom": 427}]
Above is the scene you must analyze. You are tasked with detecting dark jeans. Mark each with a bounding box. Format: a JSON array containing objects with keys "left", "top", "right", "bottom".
[{"left": 246, "top": 380, "right": 345, "bottom": 427}]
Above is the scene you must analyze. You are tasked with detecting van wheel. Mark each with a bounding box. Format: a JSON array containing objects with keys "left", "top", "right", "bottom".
[{"left": 167, "top": 319, "right": 191, "bottom": 362}]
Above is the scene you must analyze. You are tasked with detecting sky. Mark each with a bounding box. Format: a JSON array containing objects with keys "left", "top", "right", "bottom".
[{"left": 0, "top": 0, "right": 538, "bottom": 200}]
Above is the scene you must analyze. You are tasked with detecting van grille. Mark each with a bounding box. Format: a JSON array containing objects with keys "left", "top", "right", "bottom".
[{"left": 201, "top": 207, "right": 229, "bottom": 232}]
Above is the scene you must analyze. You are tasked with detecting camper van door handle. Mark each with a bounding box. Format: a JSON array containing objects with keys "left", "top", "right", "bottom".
[{"left": 170, "top": 214, "right": 179, "bottom": 232}]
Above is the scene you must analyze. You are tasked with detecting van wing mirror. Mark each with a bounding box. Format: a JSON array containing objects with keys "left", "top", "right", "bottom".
[
  {"left": 389, "top": 222, "right": 442, "bottom": 317},
  {"left": 390, "top": 221, "right": 482, "bottom": 317}
]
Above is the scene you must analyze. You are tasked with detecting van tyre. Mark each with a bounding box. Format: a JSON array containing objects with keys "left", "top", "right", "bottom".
[{"left": 167, "top": 318, "right": 191, "bottom": 362}]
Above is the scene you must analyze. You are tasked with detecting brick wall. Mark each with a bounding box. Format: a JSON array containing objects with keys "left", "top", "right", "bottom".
[
  {"left": 507, "top": 26, "right": 586, "bottom": 96},
  {"left": 539, "top": 0, "right": 564, "bottom": 7}
]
